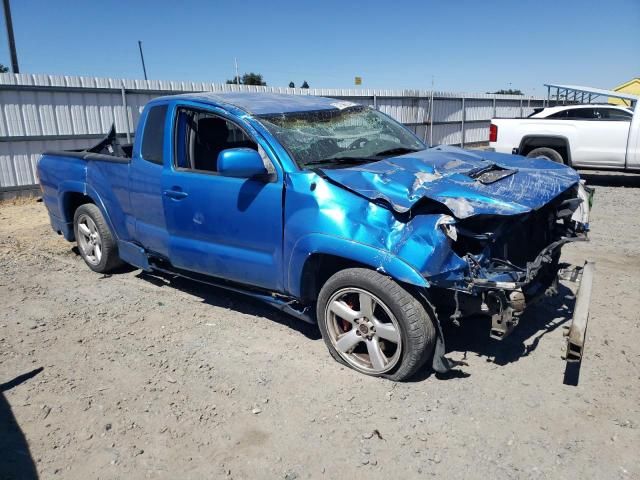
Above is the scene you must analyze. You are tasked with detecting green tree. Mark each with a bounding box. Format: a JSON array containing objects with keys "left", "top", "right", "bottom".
[
  {"left": 492, "top": 89, "right": 524, "bottom": 95},
  {"left": 0, "top": 64, "right": 9, "bottom": 73},
  {"left": 301, "top": 80, "right": 310, "bottom": 89},
  {"left": 225, "top": 72, "right": 267, "bottom": 86},
  {"left": 288, "top": 81, "right": 295, "bottom": 88},
  {"left": 242, "top": 72, "right": 266, "bottom": 86}
]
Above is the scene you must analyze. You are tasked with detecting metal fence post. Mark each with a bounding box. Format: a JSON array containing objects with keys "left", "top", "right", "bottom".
[
  {"left": 423, "top": 96, "right": 430, "bottom": 143},
  {"left": 414, "top": 95, "right": 421, "bottom": 136},
  {"left": 120, "top": 83, "right": 132, "bottom": 143},
  {"left": 429, "top": 90, "right": 434, "bottom": 146},
  {"left": 461, "top": 97, "right": 465, "bottom": 148},
  {"left": 547, "top": 85, "right": 551, "bottom": 107},
  {"left": 492, "top": 95, "right": 496, "bottom": 118},
  {"left": 519, "top": 97, "right": 523, "bottom": 118}
]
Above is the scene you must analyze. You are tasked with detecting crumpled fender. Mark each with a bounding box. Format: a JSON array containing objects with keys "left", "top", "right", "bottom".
[
  {"left": 284, "top": 172, "right": 469, "bottom": 296},
  {"left": 387, "top": 214, "right": 468, "bottom": 278},
  {"left": 286, "top": 233, "right": 429, "bottom": 298}
]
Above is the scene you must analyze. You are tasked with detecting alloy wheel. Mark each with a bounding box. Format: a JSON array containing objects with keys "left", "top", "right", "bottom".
[{"left": 324, "top": 287, "right": 402, "bottom": 374}]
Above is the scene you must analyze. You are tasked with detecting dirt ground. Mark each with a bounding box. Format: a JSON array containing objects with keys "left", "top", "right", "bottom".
[{"left": 1, "top": 171, "right": 639, "bottom": 480}]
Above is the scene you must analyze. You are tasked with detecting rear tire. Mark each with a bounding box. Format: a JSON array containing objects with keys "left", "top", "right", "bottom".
[
  {"left": 316, "top": 268, "right": 436, "bottom": 381},
  {"left": 526, "top": 147, "right": 564, "bottom": 164},
  {"left": 73, "top": 203, "right": 123, "bottom": 273}
]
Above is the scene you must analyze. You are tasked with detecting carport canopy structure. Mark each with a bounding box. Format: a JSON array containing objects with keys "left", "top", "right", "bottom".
[{"left": 544, "top": 84, "right": 638, "bottom": 108}]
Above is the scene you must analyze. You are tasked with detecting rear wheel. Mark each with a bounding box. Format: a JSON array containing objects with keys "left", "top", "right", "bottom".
[
  {"left": 73, "top": 203, "right": 123, "bottom": 273},
  {"left": 317, "top": 268, "right": 436, "bottom": 381},
  {"left": 527, "top": 147, "right": 564, "bottom": 164}
]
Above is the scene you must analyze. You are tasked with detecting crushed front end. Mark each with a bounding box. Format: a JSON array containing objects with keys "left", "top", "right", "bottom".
[{"left": 426, "top": 182, "right": 593, "bottom": 340}]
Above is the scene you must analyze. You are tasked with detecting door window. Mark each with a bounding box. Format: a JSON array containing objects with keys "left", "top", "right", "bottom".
[
  {"left": 596, "top": 108, "right": 633, "bottom": 121},
  {"left": 565, "top": 108, "right": 597, "bottom": 120},
  {"left": 548, "top": 107, "right": 632, "bottom": 121},
  {"left": 174, "top": 108, "right": 260, "bottom": 173}
]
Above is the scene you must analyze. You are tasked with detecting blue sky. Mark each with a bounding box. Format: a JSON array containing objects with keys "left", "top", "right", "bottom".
[{"left": 1, "top": 0, "right": 638, "bottom": 94}]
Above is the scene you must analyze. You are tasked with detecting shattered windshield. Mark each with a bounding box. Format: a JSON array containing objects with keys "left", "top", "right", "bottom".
[{"left": 257, "top": 106, "right": 426, "bottom": 169}]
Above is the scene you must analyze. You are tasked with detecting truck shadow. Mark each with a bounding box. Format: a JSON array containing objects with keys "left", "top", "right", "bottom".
[
  {"left": 135, "top": 269, "right": 577, "bottom": 382},
  {"left": 412, "top": 282, "right": 576, "bottom": 381},
  {"left": 135, "top": 270, "right": 322, "bottom": 340},
  {"left": 579, "top": 171, "right": 640, "bottom": 188},
  {"left": 0, "top": 367, "right": 44, "bottom": 480}
]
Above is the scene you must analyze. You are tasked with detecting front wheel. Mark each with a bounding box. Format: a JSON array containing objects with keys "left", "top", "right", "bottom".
[{"left": 316, "top": 268, "right": 436, "bottom": 381}]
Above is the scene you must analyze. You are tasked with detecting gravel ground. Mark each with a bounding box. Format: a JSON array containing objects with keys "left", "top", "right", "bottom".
[{"left": 1, "top": 171, "right": 639, "bottom": 480}]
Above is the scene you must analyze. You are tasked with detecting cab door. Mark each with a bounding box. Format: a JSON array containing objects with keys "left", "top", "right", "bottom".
[
  {"left": 566, "top": 107, "right": 629, "bottom": 168},
  {"left": 161, "top": 104, "right": 284, "bottom": 291},
  {"left": 129, "top": 103, "right": 171, "bottom": 257}
]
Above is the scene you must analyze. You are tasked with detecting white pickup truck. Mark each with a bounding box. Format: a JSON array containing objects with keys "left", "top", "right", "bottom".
[{"left": 490, "top": 103, "right": 640, "bottom": 170}]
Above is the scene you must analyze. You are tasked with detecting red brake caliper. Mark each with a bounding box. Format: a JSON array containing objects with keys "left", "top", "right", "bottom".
[{"left": 341, "top": 297, "right": 355, "bottom": 332}]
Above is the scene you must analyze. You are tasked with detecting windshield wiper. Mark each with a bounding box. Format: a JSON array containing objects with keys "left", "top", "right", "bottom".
[
  {"left": 372, "top": 147, "right": 423, "bottom": 157},
  {"left": 304, "top": 156, "right": 376, "bottom": 167}
]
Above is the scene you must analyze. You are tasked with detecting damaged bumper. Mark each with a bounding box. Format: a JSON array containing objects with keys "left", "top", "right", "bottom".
[
  {"left": 431, "top": 184, "right": 590, "bottom": 297},
  {"left": 425, "top": 183, "right": 594, "bottom": 380},
  {"left": 561, "top": 261, "right": 595, "bottom": 385}
]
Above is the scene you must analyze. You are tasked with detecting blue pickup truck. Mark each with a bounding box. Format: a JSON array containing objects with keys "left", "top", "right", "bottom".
[{"left": 38, "top": 92, "right": 593, "bottom": 381}]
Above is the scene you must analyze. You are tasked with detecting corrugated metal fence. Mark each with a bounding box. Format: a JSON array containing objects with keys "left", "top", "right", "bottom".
[{"left": 0, "top": 73, "right": 546, "bottom": 191}]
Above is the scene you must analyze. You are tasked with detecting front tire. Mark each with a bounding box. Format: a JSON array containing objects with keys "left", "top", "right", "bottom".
[
  {"left": 527, "top": 147, "right": 564, "bottom": 164},
  {"left": 317, "top": 268, "right": 436, "bottom": 381},
  {"left": 73, "top": 203, "right": 123, "bottom": 273}
]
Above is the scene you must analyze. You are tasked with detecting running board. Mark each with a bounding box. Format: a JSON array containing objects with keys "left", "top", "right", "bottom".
[{"left": 147, "top": 259, "right": 314, "bottom": 324}]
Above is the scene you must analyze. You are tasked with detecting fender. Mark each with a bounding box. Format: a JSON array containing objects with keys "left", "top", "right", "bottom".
[
  {"left": 56, "top": 180, "right": 90, "bottom": 240},
  {"left": 57, "top": 181, "right": 119, "bottom": 244},
  {"left": 286, "top": 233, "right": 429, "bottom": 298},
  {"left": 518, "top": 134, "right": 573, "bottom": 166}
]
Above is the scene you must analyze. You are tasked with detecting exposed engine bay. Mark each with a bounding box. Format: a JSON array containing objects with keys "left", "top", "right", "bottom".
[{"left": 429, "top": 183, "right": 592, "bottom": 340}]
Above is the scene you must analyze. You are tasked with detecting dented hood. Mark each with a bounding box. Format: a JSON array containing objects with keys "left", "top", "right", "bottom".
[{"left": 318, "top": 146, "right": 580, "bottom": 219}]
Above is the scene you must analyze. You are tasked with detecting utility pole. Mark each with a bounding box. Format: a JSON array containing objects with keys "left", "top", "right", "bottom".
[
  {"left": 234, "top": 58, "right": 240, "bottom": 85},
  {"left": 138, "top": 40, "right": 148, "bottom": 80},
  {"left": 2, "top": 0, "right": 19, "bottom": 73}
]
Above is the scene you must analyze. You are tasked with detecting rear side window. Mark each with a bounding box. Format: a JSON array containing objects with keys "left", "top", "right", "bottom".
[
  {"left": 548, "top": 108, "right": 599, "bottom": 120},
  {"left": 141, "top": 105, "right": 168, "bottom": 164},
  {"left": 547, "top": 110, "right": 569, "bottom": 119}
]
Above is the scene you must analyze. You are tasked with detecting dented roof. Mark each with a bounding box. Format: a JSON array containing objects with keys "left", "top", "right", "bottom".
[{"left": 162, "top": 92, "right": 353, "bottom": 115}]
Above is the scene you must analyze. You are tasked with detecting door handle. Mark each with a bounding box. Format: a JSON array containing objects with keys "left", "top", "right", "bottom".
[{"left": 163, "top": 189, "right": 189, "bottom": 200}]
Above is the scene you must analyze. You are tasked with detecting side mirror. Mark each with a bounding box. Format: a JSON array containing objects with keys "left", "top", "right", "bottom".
[{"left": 217, "top": 148, "right": 269, "bottom": 178}]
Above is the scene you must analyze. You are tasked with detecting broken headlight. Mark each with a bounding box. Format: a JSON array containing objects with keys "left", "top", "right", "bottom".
[
  {"left": 571, "top": 181, "right": 593, "bottom": 230},
  {"left": 437, "top": 215, "right": 458, "bottom": 242}
]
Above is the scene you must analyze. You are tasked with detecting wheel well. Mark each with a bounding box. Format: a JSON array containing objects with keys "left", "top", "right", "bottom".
[
  {"left": 299, "top": 254, "right": 370, "bottom": 303},
  {"left": 519, "top": 137, "right": 570, "bottom": 164},
  {"left": 62, "top": 192, "right": 94, "bottom": 225}
]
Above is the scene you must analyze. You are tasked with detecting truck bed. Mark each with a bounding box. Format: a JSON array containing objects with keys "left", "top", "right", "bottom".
[
  {"left": 44, "top": 125, "right": 133, "bottom": 163},
  {"left": 37, "top": 125, "right": 134, "bottom": 243}
]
